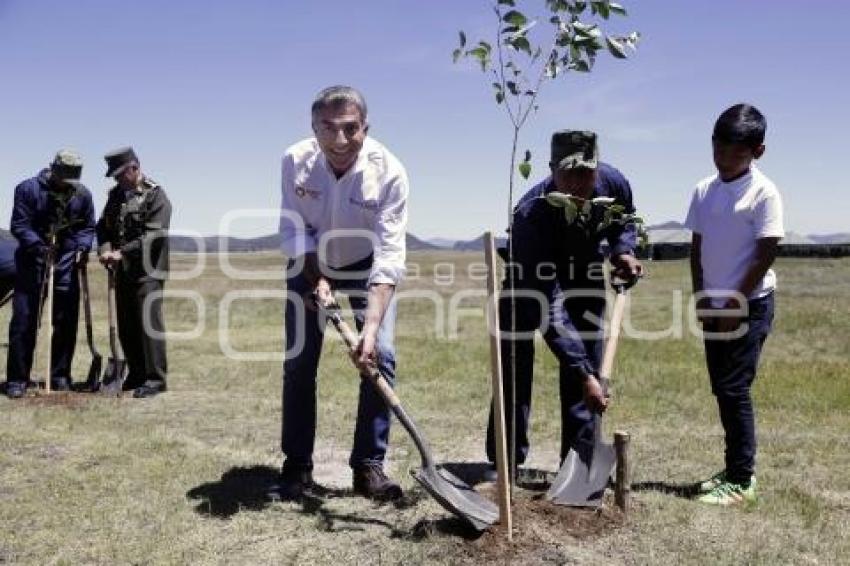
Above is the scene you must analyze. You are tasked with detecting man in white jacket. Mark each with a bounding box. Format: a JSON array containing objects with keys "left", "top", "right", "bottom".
[{"left": 276, "top": 85, "right": 409, "bottom": 501}]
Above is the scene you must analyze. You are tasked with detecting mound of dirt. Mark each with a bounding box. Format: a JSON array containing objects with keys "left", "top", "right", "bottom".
[
  {"left": 22, "top": 391, "right": 96, "bottom": 409},
  {"left": 462, "top": 485, "right": 625, "bottom": 563}
]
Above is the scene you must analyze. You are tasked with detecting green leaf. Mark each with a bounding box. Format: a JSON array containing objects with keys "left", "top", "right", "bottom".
[
  {"left": 569, "top": 59, "right": 590, "bottom": 72},
  {"left": 492, "top": 82, "right": 505, "bottom": 104},
  {"left": 570, "top": 43, "right": 580, "bottom": 60},
  {"left": 518, "top": 161, "right": 531, "bottom": 179},
  {"left": 459, "top": 31, "right": 466, "bottom": 48},
  {"left": 509, "top": 35, "right": 532, "bottom": 55},
  {"left": 606, "top": 35, "right": 628, "bottom": 59},
  {"left": 545, "top": 192, "right": 572, "bottom": 208},
  {"left": 590, "top": 0, "right": 611, "bottom": 20},
  {"left": 502, "top": 10, "right": 528, "bottom": 27},
  {"left": 568, "top": 1, "right": 588, "bottom": 15},
  {"left": 609, "top": 2, "right": 627, "bottom": 16},
  {"left": 563, "top": 199, "right": 578, "bottom": 223},
  {"left": 573, "top": 22, "right": 600, "bottom": 39},
  {"left": 466, "top": 46, "right": 490, "bottom": 71}
]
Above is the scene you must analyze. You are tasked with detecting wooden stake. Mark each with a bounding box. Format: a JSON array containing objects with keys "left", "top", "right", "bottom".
[
  {"left": 484, "top": 231, "right": 512, "bottom": 541},
  {"left": 42, "top": 239, "right": 56, "bottom": 395},
  {"left": 614, "top": 430, "right": 630, "bottom": 513}
]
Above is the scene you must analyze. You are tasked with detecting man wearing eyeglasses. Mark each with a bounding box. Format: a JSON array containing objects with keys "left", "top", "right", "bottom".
[{"left": 276, "top": 85, "right": 409, "bottom": 501}]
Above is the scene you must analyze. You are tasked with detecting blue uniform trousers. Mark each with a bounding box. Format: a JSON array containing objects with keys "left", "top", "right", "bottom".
[
  {"left": 486, "top": 288, "right": 605, "bottom": 467},
  {"left": 6, "top": 259, "right": 79, "bottom": 383}
]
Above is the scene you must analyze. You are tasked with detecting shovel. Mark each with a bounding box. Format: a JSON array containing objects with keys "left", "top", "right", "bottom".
[
  {"left": 35, "top": 240, "right": 57, "bottom": 394},
  {"left": 316, "top": 295, "right": 499, "bottom": 532},
  {"left": 99, "top": 267, "right": 127, "bottom": 396},
  {"left": 0, "top": 289, "right": 11, "bottom": 309},
  {"left": 546, "top": 281, "right": 630, "bottom": 507},
  {"left": 78, "top": 258, "right": 103, "bottom": 392}
]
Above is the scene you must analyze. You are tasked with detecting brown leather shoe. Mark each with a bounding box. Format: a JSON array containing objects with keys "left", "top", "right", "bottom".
[{"left": 352, "top": 463, "right": 403, "bottom": 501}]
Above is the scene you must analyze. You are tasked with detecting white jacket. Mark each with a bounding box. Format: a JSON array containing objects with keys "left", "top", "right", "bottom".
[{"left": 279, "top": 137, "right": 408, "bottom": 286}]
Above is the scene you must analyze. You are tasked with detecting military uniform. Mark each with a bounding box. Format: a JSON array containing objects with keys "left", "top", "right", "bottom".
[
  {"left": 96, "top": 161, "right": 171, "bottom": 393},
  {"left": 5, "top": 151, "right": 95, "bottom": 396},
  {"left": 485, "top": 131, "right": 640, "bottom": 468}
]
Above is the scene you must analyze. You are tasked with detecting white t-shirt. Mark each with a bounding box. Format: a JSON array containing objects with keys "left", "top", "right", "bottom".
[
  {"left": 279, "top": 137, "right": 409, "bottom": 286},
  {"left": 684, "top": 165, "right": 784, "bottom": 306}
]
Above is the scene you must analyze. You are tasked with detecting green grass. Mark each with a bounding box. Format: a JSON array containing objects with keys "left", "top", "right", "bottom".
[{"left": 1, "top": 253, "right": 848, "bottom": 564}]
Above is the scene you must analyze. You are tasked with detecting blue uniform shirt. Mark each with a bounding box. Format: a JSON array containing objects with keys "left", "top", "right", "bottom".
[
  {"left": 10, "top": 169, "right": 96, "bottom": 289},
  {"left": 504, "top": 162, "right": 637, "bottom": 377}
]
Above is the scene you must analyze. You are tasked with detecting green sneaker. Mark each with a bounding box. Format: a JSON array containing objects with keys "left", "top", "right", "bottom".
[
  {"left": 698, "top": 470, "right": 727, "bottom": 493},
  {"left": 697, "top": 478, "right": 757, "bottom": 506}
]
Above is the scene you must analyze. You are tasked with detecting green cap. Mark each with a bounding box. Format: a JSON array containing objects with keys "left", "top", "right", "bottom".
[
  {"left": 50, "top": 149, "right": 84, "bottom": 186},
  {"left": 550, "top": 130, "right": 598, "bottom": 171}
]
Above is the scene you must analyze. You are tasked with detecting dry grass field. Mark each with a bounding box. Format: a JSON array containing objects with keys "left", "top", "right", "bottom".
[{"left": 1, "top": 252, "right": 848, "bottom": 565}]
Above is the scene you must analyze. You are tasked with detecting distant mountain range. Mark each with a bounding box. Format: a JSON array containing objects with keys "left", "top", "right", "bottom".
[
  {"left": 166, "top": 233, "right": 441, "bottom": 253},
  {"left": 1, "top": 225, "right": 847, "bottom": 250}
]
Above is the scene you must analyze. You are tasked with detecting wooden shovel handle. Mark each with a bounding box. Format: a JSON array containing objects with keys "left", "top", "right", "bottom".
[
  {"left": 106, "top": 268, "right": 125, "bottom": 359},
  {"left": 316, "top": 296, "right": 402, "bottom": 409},
  {"left": 42, "top": 241, "right": 56, "bottom": 394},
  {"left": 598, "top": 289, "right": 628, "bottom": 381},
  {"left": 79, "top": 261, "right": 98, "bottom": 354}
]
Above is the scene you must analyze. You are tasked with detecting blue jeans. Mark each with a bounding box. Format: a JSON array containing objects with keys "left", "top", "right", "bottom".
[
  {"left": 281, "top": 256, "right": 397, "bottom": 470},
  {"left": 703, "top": 292, "right": 774, "bottom": 484}
]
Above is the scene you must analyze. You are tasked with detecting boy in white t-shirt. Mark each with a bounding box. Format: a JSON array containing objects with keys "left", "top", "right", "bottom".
[{"left": 685, "top": 103, "right": 784, "bottom": 505}]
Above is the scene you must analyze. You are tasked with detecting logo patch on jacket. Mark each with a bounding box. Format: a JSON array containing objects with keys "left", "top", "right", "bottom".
[
  {"left": 295, "top": 185, "right": 321, "bottom": 200},
  {"left": 349, "top": 197, "right": 379, "bottom": 211}
]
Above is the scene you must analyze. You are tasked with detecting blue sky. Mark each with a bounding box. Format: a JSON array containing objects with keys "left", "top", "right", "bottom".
[{"left": 1, "top": 0, "right": 848, "bottom": 239}]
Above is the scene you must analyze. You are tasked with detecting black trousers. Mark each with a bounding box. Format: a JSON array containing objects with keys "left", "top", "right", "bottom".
[
  {"left": 703, "top": 293, "right": 774, "bottom": 484},
  {"left": 116, "top": 276, "right": 167, "bottom": 387}
]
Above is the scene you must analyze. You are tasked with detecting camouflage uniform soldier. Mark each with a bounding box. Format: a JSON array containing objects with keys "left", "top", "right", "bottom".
[{"left": 96, "top": 147, "right": 171, "bottom": 398}]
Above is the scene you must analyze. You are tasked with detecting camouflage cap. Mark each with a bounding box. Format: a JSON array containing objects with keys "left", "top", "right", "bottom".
[
  {"left": 50, "top": 149, "right": 84, "bottom": 186},
  {"left": 550, "top": 130, "right": 598, "bottom": 171}
]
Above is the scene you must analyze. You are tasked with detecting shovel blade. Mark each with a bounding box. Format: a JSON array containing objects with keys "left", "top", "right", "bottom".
[
  {"left": 412, "top": 465, "right": 499, "bottom": 532},
  {"left": 81, "top": 355, "right": 103, "bottom": 392},
  {"left": 546, "top": 440, "right": 616, "bottom": 507},
  {"left": 100, "top": 358, "right": 127, "bottom": 397}
]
